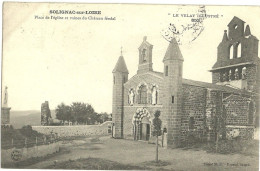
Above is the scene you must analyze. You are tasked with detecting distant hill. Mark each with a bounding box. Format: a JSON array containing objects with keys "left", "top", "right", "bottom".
[{"left": 10, "top": 110, "right": 55, "bottom": 129}]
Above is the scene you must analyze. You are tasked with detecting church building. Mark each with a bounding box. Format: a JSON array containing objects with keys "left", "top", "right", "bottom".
[{"left": 112, "top": 17, "right": 259, "bottom": 148}]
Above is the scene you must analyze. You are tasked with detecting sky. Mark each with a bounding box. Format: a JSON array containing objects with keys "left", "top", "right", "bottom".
[{"left": 2, "top": 3, "right": 260, "bottom": 113}]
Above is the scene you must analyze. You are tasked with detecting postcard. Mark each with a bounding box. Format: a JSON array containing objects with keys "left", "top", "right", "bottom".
[{"left": 1, "top": 2, "right": 259, "bottom": 170}]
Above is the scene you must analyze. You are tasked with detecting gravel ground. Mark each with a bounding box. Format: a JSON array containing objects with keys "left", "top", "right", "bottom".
[{"left": 24, "top": 135, "right": 258, "bottom": 170}]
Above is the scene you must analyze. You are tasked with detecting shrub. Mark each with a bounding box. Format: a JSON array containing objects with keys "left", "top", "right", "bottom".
[{"left": 206, "top": 139, "right": 258, "bottom": 156}]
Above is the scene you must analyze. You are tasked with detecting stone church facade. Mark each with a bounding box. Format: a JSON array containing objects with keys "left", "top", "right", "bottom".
[{"left": 112, "top": 17, "right": 259, "bottom": 148}]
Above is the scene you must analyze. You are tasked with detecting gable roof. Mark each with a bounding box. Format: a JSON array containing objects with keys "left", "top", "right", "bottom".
[
  {"left": 227, "top": 16, "right": 245, "bottom": 27},
  {"left": 112, "top": 56, "right": 129, "bottom": 73},
  {"left": 138, "top": 36, "right": 153, "bottom": 50}
]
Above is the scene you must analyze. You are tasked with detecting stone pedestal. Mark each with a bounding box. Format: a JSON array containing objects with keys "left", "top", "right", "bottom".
[{"left": 1, "top": 107, "right": 11, "bottom": 125}]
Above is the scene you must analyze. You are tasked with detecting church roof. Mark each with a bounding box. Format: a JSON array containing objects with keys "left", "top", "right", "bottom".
[
  {"left": 227, "top": 16, "right": 245, "bottom": 26},
  {"left": 112, "top": 56, "right": 129, "bottom": 73},
  {"left": 163, "top": 38, "right": 183, "bottom": 61},
  {"left": 138, "top": 36, "right": 153, "bottom": 49},
  {"left": 125, "top": 70, "right": 251, "bottom": 95},
  {"left": 138, "top": 71, "right": 250, "bottom": 95},
  {"left": 211, "top": 57, "right": 259, "bottom": 69},
  {"left": 182, "top": 78, "right": 251, "bottom": 95}
]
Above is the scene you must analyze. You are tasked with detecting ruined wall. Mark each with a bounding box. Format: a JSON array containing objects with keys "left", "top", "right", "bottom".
[{"left": 41, "top": 101, "right": 52, "bottom": 126}]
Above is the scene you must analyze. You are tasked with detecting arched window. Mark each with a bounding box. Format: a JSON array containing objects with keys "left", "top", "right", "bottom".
[
  {"left": 242, "top": 67, "right": 247, "bottom": 80},
  {"left": 138, "top": 85, "right": 147, "bottom": 104},
  {"left": 223, "top": 70, "right": 229, "bottom": 81},
  {"left": 220, "top": 72, "right": 223, "bottom": 82},
  {"left": 228, "top": 70, "right": 232, "bottom": 81},
  {"left": 229, "top": 45, "right": 234, "bottom": 59},
  {"left": 142, "top": 49, "right": 147, "bottom": 62},
  {"left": 237, "top": 43, "right": 241, "bottom": 58},
  {"left": 234, "top": 68, "right": 239, "bottom": 80},
  {"left": 151, "top": 86, "right": 158, "bottom": 105}
]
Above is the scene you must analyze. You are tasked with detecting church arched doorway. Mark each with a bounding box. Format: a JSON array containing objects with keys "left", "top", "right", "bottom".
[
  {"left": 132, "top": 108, "right": 152, "bottom": 141},
  {"left": 141, "top": 117, "right": 151, "bottom": 141}
]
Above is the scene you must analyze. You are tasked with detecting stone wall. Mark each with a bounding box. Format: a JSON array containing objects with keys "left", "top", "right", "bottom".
[
  {"left": 32, "top": 121, "right": 112, "bottom": 137},
  {"left": 123, "top": 106, "right": 163, "bottom": 140},
  {"left": 181, "top": 84, "right": 207, "bottom": 142},
  {"left": 1, "top": 142, "right": 59, "bottom": 166},
  {"left": 223, "top": 94, "right": 252, "bottom": 125},
  {"left": 212, "top": 72, "right": 220, "bottom": 84},
  {"left": 205, "top": 89, "right": 223, "bottom": 141},
  {"left": 226, "top": 125, "right": 254, "bottom": 140},
  {"left": 124, "top": 73, "right": 164, "bottom": 106},
  {"left": 112, "top": 72, "right": 128, "bottom": 138},
  {"left": 123, "top": 73, "right": 165, "bottom": 140},
  {"left": 246, "top": 64, "right": 258, "bottom": 92},
  {"left": 247, "top": 62, "right": 260, "bottom": 127}
]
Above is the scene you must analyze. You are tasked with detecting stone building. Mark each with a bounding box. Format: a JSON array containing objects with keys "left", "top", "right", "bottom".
[
  {"left": 41, "top": 101, "right": 52, "bottom": 126},
  {"left": 112, "top": 17, "right": 259, "bottom": 148}
]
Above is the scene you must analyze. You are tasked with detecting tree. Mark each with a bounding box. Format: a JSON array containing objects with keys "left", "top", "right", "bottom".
[
  {"left": 70, "top": 102, "right": 95, "bottom": 124},
  {"left": 55, "top": 102, "right": 104, "bottom": 125},
  {"left": 152, "top": 110, "right": 162, "bottom": 163},
  {"left": 55, "top": 103, "right": 72, "bottom": 124},
  {"left": 85, "top": 104, "right": 96, "bottom": 124},
  {"left": 99, "top": 112, "right": 110, "bottom": 123}
]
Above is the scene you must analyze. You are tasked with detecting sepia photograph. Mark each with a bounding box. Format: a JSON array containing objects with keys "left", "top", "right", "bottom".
[{"left": 1, "top": 2, "right": 260, "bottom": 170}]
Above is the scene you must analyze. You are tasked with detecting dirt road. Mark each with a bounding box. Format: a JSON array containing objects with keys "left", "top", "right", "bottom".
[{"left": 26, "top": 136, "right": 258, "bottom": 170}]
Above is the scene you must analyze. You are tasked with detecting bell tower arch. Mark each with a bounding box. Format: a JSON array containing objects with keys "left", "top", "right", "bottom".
[{"left": 137, "top": 36, "right": 153, "bottom": 74}]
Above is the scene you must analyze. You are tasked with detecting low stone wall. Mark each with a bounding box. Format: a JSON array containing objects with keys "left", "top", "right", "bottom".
[
  {"left": 32, "top": 121, "right": 112, "bottom": 137},
  {"left": 1, "top": 142, "right": 59, "bottom": 166}
]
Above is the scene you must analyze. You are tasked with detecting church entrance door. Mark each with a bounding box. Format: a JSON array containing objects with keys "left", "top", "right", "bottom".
[
  {"left": 141, "top": 123, "right": 150, "bottom": 141},
  {"left": 141, "top": 117, "right": 150, "bottom": 141},
  {"left": 132, "top": 108, "right": 151, "bottom": 141}
]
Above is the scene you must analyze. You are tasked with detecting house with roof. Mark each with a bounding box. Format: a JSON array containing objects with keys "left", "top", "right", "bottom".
[{"left": 112, "top": 17, "right": 259, "bottom": 148}]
